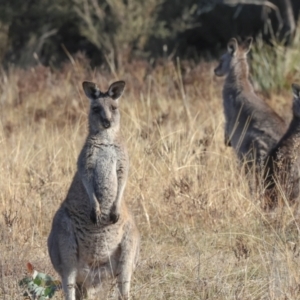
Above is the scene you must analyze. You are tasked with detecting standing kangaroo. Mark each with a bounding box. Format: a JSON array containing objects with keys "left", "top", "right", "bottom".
[
  {"left": 48, "top": 80, "right": 140, "bottom": 300},
  {"left": 214, "top": 37, "right": 286, "bottom": 170},
  {"left": 264, "top": 84, "right": 300, "bottom": 208}
]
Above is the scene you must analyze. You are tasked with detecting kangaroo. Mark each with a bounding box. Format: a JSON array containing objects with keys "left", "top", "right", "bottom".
[
  {"left": 214, "top": 37, "right": 286, "bottom": 170},
  {"left": 48, "top": 80, "right": 140, "bottom": 300},
  {"left": 264, "top": 83, "right": 300, "bottom": 208}
]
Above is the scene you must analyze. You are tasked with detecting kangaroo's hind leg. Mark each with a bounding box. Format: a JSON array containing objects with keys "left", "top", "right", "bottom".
[
  {"left": 54, "top": 240, "right": 78, "bottom": 300},
  {"left": 49, "top": 243, "right": 78, "bottom": 300},
  {"left": 59, "top": 234, "right": 79, "bottom": 300},
  {"left": 116, "top": 223, "right": 140, "bottom": 300},
  {"left": 48, "top": 211, "right": 79, "bottom": 300},
  {"left": 61, "top": 268, "right": 77, "bottom": 300}
]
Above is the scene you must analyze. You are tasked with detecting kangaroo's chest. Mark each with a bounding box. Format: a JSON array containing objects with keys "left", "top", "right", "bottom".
[
  {"left": 94, "top": 148, "right": 117, "bottom": 175},
  {"left": 88, "top": 145, "right": 117, "bottom": 167},
  {"left": 77, "top": 226, "right": 123, "bottom": 264},
  {"left": 88, "top": 146, "right": 119, "bottom": 196}
]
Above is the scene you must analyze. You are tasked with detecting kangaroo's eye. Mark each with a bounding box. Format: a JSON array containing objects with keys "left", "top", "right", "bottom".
[{"left": 111, "top": 106, "right": 117, "bottom": 111}]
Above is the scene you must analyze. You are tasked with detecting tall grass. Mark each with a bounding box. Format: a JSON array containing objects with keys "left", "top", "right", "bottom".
[{"left": 0, "top": 53, "right": 299, "bottom": 299}]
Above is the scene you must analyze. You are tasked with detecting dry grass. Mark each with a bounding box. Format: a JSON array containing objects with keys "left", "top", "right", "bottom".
[{"left": 0, "top": 54, "right": 300, "bottom": 300}]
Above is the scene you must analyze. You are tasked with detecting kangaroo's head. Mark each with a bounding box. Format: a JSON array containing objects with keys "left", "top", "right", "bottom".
[
  {"left": 214, "top": 37, "right": 253, "bottom": 77},
  {"left": 82, "top": 80, "right": 125, "bottom": 134},
  {"left": 292, "top": 83, "right": 300, "bottom": 118}
]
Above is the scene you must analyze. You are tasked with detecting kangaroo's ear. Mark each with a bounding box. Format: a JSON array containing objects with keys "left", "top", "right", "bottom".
[
  {"left": 107, "top": 81, "right": 125, "bottom": 100},
  {"left": 242, "top": 37, "right": 253, "bottom": 54},
  {"left": 227, "top": 38, "right": 238, "bottom": 56},
  {"left": 292, "top": 83, "right": 300, "bottom": 98},
  {"left": 82, "top": 81, "right": 101, "bottom": 100}
]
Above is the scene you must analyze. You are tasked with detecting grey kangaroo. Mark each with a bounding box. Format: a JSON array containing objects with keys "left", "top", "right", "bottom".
[
  {"left": 48, "top": 80, "right": 140, "bottom": 300},
  {"left": 214, "top": 37, "right": 286, "bottom": 170},
  {"left": 264, "top": 83, "right": 300, "bottom": 208}
]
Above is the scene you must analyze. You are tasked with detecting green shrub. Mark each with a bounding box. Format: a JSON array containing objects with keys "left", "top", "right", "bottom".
[
  {"left": 19, "top": 263, "right": 60, "bottom": 299},
  {"left": 251, "top": 23, "right": 300, "bottom": 93}
]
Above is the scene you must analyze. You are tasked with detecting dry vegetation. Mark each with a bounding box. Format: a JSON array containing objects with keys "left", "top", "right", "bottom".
[{"left": 0, "top": 53, "right": 300, "bottom": 300}]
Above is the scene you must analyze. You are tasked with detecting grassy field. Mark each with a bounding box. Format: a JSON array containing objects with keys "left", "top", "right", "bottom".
[{"left": 0, "top": 52, "right": 300, "bottom": 300}]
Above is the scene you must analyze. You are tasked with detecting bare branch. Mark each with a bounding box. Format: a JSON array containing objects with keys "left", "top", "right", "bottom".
[{"left": 216, "top": 0, "right": 283, "bottom": 32}]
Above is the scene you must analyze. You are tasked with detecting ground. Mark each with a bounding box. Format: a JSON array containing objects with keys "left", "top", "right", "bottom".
[{"left": 0, "top": 55, "right": 299, "bottom": 300}]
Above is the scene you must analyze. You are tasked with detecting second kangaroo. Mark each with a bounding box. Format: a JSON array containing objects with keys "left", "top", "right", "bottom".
[
  {"left": 264, "top": 83, "right": 300, "bottom": 208},
  {"left": 214, "top": 37, "right": 286, "bottom": 170},
  {"left": 48, "top": 80, "right": 140, "bottom": 300}
]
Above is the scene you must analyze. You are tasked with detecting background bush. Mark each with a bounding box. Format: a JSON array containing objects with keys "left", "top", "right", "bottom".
[{"left": 0, "top": 0, "right": 299, "bottom": 69}]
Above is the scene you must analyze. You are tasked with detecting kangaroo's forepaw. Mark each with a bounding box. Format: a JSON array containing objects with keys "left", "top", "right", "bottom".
[
  {"left": 109, "top": 211, "right": 120, "bottom": 224},
  {"left": 90, "top": 208, "right": 101, "bottom": 225},
  {"left": 90, "top": 209, "right": 97, "bottom": 224}
]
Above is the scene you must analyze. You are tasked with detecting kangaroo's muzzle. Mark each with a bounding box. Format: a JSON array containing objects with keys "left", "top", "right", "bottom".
[{"left": 102, "top": 119, "right": 111, "bottom": 128}]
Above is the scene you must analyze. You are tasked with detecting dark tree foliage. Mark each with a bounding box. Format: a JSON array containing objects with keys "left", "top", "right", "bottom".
[
  {"left": 149, "top": 0, "right": 299, "bottom": 60},
  {"left": 0, "top": 0, "right": 102, "bottom": 67},
  {"left": 0, "top": 0, "right": 298, "bottom": 68}
]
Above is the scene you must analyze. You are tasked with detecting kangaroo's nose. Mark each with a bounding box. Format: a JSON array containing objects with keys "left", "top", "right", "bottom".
[{"left": 102, "top": 120, "right": 111, "bottom": 128}]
